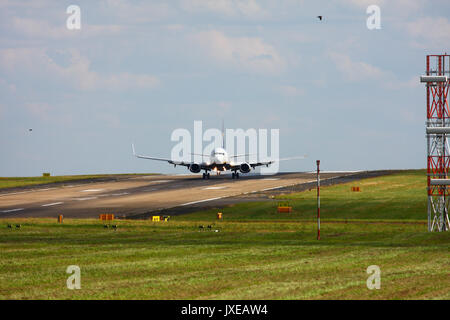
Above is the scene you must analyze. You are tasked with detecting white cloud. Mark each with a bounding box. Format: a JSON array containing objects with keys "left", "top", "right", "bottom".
[
  {"left": 102, "top": 0, "right": 173, "bottom": 23},
  {"left": 339, "top": 0, "right": 386, "bottom": 8},
  {"left": 24, "top": 102, "right": 52, "bottom": 121},
  {"left": 11, "top": 17, "right": 67, "bottom": 39},
  {"left": 277, "top": 85, "right": 305, "bottom": 97},
  {"left": 329, "top": 53, "right": 421, "bottom": 90},
  {"left": 180, "top": 0, "right": 268, "bottom": 18},
  {"left": 385, "top": 76, "right": 421, "bottom": 90},
  {"left": 10, "top": 17, "right": 125, "bottom": 39},
  {"left": 0, "top": 48, "right": 159, "bottom": 91},
  {"left": 328, "top": 52, "right": 386, "bottom": 82},
  {"left": 0, "top": 0, "right": 53, "bottom": 9},
  {"left": 339, "top": 0, "right": 425, "bottom": 19},
  {"left": 22, "top": 101, "right": 75, "bottom": 125},
  {"left": 405, "top": 17, "right": 450, "bottom": 48},
  {"left": 191, "top": 30, "right": 285, "bottom": 74},
  {"left": 339, "top": 0, "right": 423, "bottom": 11}
]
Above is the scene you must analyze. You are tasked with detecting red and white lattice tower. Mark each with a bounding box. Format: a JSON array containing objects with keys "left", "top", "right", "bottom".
[{"left": 421, "top": 54, "right": 450, "bottom": 232}]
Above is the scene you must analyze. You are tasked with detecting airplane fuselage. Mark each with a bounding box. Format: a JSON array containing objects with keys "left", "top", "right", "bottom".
[{"left": 209, "top": 147, "right": 229, "bottom": 167}]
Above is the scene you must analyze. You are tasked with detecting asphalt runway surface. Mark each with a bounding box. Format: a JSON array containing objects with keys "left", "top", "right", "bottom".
[{"left": 0, "top": 171, "right": 394, "bottom": 219}]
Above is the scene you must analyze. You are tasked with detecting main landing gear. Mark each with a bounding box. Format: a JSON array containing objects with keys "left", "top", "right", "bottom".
[
  {"left": 232, "top": 171, "right": 240, "bottom": 179},
  {"left": 202, "top": 172, "right": 210, "bottom": 179}
]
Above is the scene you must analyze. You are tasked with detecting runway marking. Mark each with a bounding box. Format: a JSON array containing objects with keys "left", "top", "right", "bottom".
[
  {"left": 1, "top": 208, "right": 24, "bottom": 213},
  {"left": 180, "top": 197, "right": 224, "bottom": 206},
  {"left": 262, "top": 178, "right": 280, "bottom": 181},
  {"left": 261, "top": 186, "right": 285, "bottom": 191},
  {"left": 135, "top": 177, "right": 171, "bottom": 180},
  {"left": 41, "top": 202, "right": 63, "bottom": 207},
  {"left": 306, "top": 170, "right": 364, "bottom": 174},
  {"left": 110, "top": 192, "right": 130, "bottom": 196},
  {"left": 81, "top": 189, "right": 104, "bottom": 192},
  {"left": 152, "top": 180, "right": 171, "bottom": 183},
  {"left": 203, "top": 186, "right": 227, "bottom": 190},
  {"left": 0, "top": 191, "right": 29, "bottom": 197},
  {"left": 75, "top": 197, "right": 98, "bottom": 201},
  {"left": 0, "top": 187, "right": 56, "bottom": 197}
]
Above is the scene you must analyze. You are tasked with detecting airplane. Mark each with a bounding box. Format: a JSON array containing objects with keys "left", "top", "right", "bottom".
[{"left": 132, "top": 133, "right": 306, "bottom": 179}]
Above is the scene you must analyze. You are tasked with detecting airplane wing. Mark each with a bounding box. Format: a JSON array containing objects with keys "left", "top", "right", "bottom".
[
  {"left": 230, "top": 155, "right": 307, "bottom": 169},
  {"left": 230, "top": 154, "right": 254, "bottom": 158},
  {"left": 132, "top": 144, "right": 192, "bottom": 167}
]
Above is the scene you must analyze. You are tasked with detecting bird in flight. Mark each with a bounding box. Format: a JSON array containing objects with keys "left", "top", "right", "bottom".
[{"left": 317, "top": 16, "right": 323, "bottom": 21}]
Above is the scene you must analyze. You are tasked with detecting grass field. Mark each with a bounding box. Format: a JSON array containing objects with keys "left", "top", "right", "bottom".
[
  {"left": 0, "top": 174, "right": 158, "bottom": 189},
  {"left": 178, "top": 170, "right": 427, "bottom": 222},
  {"left": 0, "top": 170, "right": 448, "bottom": 299}
]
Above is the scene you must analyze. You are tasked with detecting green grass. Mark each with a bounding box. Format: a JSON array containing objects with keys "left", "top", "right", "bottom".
[
  {"left": 0, "top": 169, "right": 448, "bottom": 300},
  {"left": 0, "top": 174, "right": 158, "bottom": 189},
  {"left": 178, "top": 170, "right": 427, "bottom": 221}
]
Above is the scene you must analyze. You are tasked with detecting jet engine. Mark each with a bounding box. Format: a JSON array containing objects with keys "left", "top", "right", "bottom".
[
  {"left": 189, "top": 163, "right": 201, "bottom": 173},
  {"left": 239, "top": 163, "right": 251, "bottom": 173}
]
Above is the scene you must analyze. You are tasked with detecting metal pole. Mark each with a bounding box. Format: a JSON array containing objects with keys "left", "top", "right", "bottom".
[{"left": 317, "top": 160, "right": 320, "bottom": 240}]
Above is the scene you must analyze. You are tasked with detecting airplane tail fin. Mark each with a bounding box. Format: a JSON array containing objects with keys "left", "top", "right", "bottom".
[{"left": 221, "top": 119, "right": 225, "bottom": 149}]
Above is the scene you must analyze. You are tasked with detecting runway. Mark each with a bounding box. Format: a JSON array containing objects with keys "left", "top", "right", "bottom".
[{"left": 0, "top": 171, "right": 380, "bottom": 219}]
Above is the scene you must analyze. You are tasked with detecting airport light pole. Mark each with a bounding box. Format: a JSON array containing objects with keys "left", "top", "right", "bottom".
[{"left": 317, "top": 160, "right": 320, "bottom": 240}]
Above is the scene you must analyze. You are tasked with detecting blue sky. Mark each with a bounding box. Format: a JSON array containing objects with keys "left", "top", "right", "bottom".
[{"left": 1, "top": 0, "right": 449, "bottom": 176}]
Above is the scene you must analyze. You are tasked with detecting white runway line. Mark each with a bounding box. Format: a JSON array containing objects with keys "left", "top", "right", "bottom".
[
  {"left": 0, "top": 187, "right": 56, "bottom": 197},
  {"left": 96, "top": 194, "right": 110, "bottom": 198},
  {"left": 134, "top": 176, "right": 171, "bottom": 180},
  {"left": 152, "top": 180, "right": 170, "bottom": 183},
  {"left": 262, "top": 178, "right": 280, "bottom": 181},
  {"left": 180, "top": 197, "right": 224, "bottom": 206},
  {"left": 75, "top": 197, "right": 98, "bottom": 201},
  {"left": 306, "top": 170, "right": 364, "bottom": 174},
  {"left": 261, "top": 185, "right": 285, "bottom": 191},
  {"left": 1, "top": 208, "right": 24, "bottom": 213},
  {"left": 81, "top": 189, "right": 104, "bottom": 192},
  {"left": 203, "top": 186, "right": 227, "bottom": 190},
  {"left": 96, "top": 192, "right": 130, "bottom": 198},
  {"left": 0, "top": 191, "right": 29, "bottom": 197},
  {"left": 41, "top": 202, "right": 63, "bottom": 207}
]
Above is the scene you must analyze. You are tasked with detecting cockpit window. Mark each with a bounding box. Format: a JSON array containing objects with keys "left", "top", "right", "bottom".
[{"left": 211, "top": 150, "right": 226, "bottom": 156}]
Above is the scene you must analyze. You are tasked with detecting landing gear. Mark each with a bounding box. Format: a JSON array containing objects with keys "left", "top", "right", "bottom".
[
  {"left": 232, "top": 172, "right": 239, "bottom": 179},
  {"left": 202, "top": 172, "right": 210, "bottom": 179}
]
